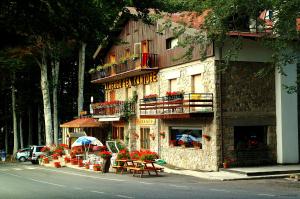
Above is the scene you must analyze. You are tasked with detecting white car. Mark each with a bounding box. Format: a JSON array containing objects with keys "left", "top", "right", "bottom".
[
  {"left": 29, "top": 145, "right": 45, "bottom": 164},
  {"left": 16, "top": 147, "right": 31, "bottom": 162}
]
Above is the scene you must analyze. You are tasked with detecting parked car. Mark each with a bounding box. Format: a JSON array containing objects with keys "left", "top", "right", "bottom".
[
  {"left": 29, "top": 145, "right": 45, "bottom": 164},
  {"left": 16, "top": 147, "right": 31, "bottom": 162}
]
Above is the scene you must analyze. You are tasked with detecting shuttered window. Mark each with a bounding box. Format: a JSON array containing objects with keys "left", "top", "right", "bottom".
[{"left": 140, "top": 128, "right": 150, "bottom": 149}]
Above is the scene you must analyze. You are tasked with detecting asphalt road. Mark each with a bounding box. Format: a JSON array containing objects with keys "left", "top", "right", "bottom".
[{"left": 0, "top": 162, "right": 299, "bottom": 199}]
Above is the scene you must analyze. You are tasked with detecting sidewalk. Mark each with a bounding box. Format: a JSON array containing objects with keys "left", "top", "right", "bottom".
[
  {"left": 42, "top": 161, "right": 300, "bottom": 181},
  {"left": 163, "top": 165, "right": 300, "bottom": 181}
]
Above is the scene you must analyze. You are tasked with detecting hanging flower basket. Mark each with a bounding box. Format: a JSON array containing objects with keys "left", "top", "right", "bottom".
[
  {"left": 159, "top": 132, "right": 166, "bottom": 138},
  {"left": 202, "top": 134, "right": 211, "bottom": 141}
]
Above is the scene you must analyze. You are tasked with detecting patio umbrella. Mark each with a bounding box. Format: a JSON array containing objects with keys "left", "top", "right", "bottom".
[{"left": 71, "top": 136, "right": 103, "bottom": 147}]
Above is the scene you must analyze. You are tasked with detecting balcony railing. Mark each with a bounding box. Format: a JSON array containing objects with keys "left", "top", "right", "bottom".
[
  {"left": 92, "top": 101, "right": 136, "bottom": 118},
  {"left": 139, "top": 93, "right": 213, "bottom": 119},
  {"left": 91, "top": 53, "right": 158, "bottom": 81}
]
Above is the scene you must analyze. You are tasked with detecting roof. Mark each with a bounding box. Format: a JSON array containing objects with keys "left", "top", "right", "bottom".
[
  {"left": 60, "top": 117, "right": 104, "bottom": 128},
  {"left": 167, "top": 10, "right": 211, "bottom": 29}
]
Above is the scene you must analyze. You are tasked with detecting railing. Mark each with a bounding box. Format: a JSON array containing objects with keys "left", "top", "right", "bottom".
[
  {"left": 92, "top": 101, "right": 136, "bottom": 117},
  {"left": 139, "top": 93, "right": 213, "bottom": 118},
  {"left": 91, "top": 53, "right": 158, "bottom": 81}
]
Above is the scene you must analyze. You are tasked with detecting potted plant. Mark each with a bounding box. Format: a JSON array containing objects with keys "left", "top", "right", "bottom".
[
  {"left": 223, "top": 158, "right": 234, "bottom": 168},
  {"left": 116, "top": 149, "right": 130, "bottom": 160},
  {"left": 99, "top": 151, "right": 112, "bottom": 173},
  {"left": 54, "top": 161, "right": 61, "bottom": 168},
  {"left": 149, "top": 133, "right": 155, "bottom": 140},
  {"left": 143, "top": 94, "right": 158, "bottom": 102},
  {"left": 178, "top": 140, "right": 187, "bottom": 148},
  {"left": 159, "top": 132, "right": 166, "bottom": 139},
  {"left": 130, "top": 150, "right": 141, "bottom": 161},
  {"left": 169, "top": 140, "right": 176, "bottom": 147},
  {"left": 93, "top": 164, "right": 101, "bottom": 171},
  {"left": 166, "top": 91, "right": 184, "bottom": 101},
  {"left": 192, "top": 141, "right": 202, "bottom": 149},
  {"left": 202, "top": 134, "right": 211, "bottom": 141},
  {"left": 140, "top": 150, "right": 158, "bottom": 162}
]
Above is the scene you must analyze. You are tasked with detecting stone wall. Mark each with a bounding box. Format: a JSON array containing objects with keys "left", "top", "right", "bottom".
[
  {"left": 220, "top": 62, "right": 276, "bottom": 166},
  {"left": 158, "top": 58, "right": 219, "bottom": 171}
]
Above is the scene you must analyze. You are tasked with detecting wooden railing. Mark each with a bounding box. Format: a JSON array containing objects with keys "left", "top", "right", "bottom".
[
  {"left": 139, "top": 93, "right": 213, "bottom": 118},
  {"left": 92, "top": 101, "right": 136, "bottom": 117},
  {"left": 91, "top": 53, "right": 158, "bottom": 81}
]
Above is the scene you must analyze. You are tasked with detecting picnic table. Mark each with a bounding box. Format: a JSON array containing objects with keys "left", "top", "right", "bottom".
[
  {"left": 112, "top": 159, "right": 135, "bottom": 174},
  {"left": 127, "top": 160, "right": 164, "bottom": 178}
]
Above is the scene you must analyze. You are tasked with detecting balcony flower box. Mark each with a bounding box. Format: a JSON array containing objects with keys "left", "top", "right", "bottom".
[
  {"left": 166, "top": 91, "right": 184, "bottom": 101},
  {"left": 143, "top": 94, "right": 158, "bottom": 102}
]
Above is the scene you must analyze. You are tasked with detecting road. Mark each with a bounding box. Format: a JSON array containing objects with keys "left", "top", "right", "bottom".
[{"left": 0, "top": 162, "right": 299, "bottom": 199}]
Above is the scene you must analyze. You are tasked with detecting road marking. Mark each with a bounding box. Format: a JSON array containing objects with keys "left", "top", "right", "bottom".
[
  {"left": 115, "top": 194, "right": 134, "bottom": 198},
  {"left": 24, "top": 166, "right": 36, "bottom": 170},
  {"left": 257, "top": 194, "right": 276, "bottom": 197},
  {"left": 91, "top": 190, "right": 105, "bottom": 194},
  {"left": 169, "top": 184, "right": 188, "bottom": 188},
  {"left": 38, "top": 167, "right": 125, "bottom": 182},
  {"left": 139, "top": 182, "right": 153, "bottom": 185},
  {"left": 30, "top": 178, "right": 65, "bottom": 187},
  {"left": 210, "top": 188, "right": 231, "bottom": 193}
]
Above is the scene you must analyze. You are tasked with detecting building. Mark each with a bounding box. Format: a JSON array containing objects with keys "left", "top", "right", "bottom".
[{"left": 90, "top": 9, "right": 299, "bottom": 171}]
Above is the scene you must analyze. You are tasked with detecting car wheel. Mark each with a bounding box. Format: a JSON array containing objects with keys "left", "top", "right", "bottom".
[{"left": 19, "top": 156, "right": 26, "bottom": 162}]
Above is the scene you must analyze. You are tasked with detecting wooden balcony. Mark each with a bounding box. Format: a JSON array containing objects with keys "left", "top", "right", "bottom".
[
  {"left": 92, "top": 101, "right": 136, "bottom": 120},
  {"left": 139, "top": 93, "right": 214, "bottom": 119},
  {"left": 91, "top": 53, "right": 159, "bottom": 84}
]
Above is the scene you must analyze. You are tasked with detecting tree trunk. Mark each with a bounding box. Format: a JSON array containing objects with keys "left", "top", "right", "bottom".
[
  {"left": 4, "top": 124, "right": 8, "bottom": 154},
  {"left": 19, "top": 115, "right": 24, "bottom": 148},
  {"left": 52, "top": 60, "right": 59, "bottom": 145},
  {"left": 12, "top": 72, "right": 18, "bottom": 154},
  {"left": 37, "top": 104, "right": 42, "bottom": 145},
  {"left": 28, "top": 106, "right": 32, "bottom": 146},
  {"left": 78, "top": 42, "right": 86, "bottom": 116},
  {"left": 39, "top": 51, "right": 53, "bottom": 146}
]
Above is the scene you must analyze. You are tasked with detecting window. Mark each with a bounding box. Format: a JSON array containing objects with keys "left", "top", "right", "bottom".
[
  {"left": 169, "top": 78, "right": 177, "bottom": 92},
  {"left": 140, "top": 128, "right": 150, "bottom": 149},
  {"left": 170, "top": 127, "right": 202, "bottom": 147},
  {"left": 125, "top": 49, "right": 130, "bottom": 58},
  {"left": 109, "top": 54, "right": 116, "bottom": 63},
  {"left": 112, "top": 126, "right": 124, "bottom": 140},
  {"left": 134, "top": 43, "right": 141, "bottom": 56},
  {"left": 127, "top": 87, "right": 132, "bottom": 100},
  {"left": 109, "top": 90, "right": 115, "bottom": 101},
  {"left": 192, "top": 74, "right": 204, "bottom": 93},
  {"left": 143, "top": 84, "right": 151, "bottom": 97},
  {"left": 166, "top": 37, "right": 178, "bottom": 50}
]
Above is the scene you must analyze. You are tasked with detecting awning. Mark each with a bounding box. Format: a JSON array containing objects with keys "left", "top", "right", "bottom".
[
  {"left": 97, "top": 117, "right": 121, "bottom": 122},
  {"left": 60, "top": 117, "right": 104, "bottom": 128},
  {"left": 68, "top": 132, "right": 87, "bottom": 138}
]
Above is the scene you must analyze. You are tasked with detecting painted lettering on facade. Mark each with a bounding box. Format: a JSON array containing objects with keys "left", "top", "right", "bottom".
[{"left": 104, "top": 72, "right": 158, "bottom": 90}]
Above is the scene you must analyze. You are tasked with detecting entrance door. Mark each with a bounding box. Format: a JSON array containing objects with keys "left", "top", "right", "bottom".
[{"left": 140, "top": 127, "right": 150, "bottom": 149}]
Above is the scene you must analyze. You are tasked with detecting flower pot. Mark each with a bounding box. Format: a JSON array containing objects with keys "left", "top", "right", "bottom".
[
  {"left": 43, "top": 159, "right": 49, "bottom": 164},
  {"left": 54, "top": 162, "right": 61, "bottom": 168},
  {"left": 101, "top": 158, "right": 111, "bottom": 173},
  {"left": 223, "top": 162, "right": 229, "bottom": 169}
]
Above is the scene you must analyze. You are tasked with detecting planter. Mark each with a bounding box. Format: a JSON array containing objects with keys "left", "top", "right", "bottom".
[
  {"left": 166, "top": 94, "right": 183, "bottom": 101},
  {"left": 43, "top": 158, "right": 49, "bottom": 164},
  {"left": 101, "top": 158, "right": 111, "bottom": 173},
  {"left": 54, "top": 162, "right": 61, "bottom": 168},
  {"left": 85, "top": 164, "right": 90, "bottom": 169},
  {"left": 144, "top": 97, "right": 157, "bottom": 102},
  {"left": 93, "top": 165, "right": 101, "bottom": 171},
  {"left": 223, "top": 162, "right": 229, "bottom": 169}
]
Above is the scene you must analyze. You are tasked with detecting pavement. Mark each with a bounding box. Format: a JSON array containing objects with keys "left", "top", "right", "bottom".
[{"left": 41, "top": 160, "right": 300, "bottom": 181}]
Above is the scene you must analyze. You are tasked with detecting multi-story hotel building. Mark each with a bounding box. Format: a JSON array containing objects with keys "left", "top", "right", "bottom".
[{"left": 90, "top": 9, "right": 299, "bottom": 170}]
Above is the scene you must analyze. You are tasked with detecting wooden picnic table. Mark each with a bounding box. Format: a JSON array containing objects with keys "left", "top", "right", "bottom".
[
  {"left": 112, "top": 159, "right": 135, "bottom": 174},
  {"left": 127, "top": 160, "right": 163, "bottom": 178}
]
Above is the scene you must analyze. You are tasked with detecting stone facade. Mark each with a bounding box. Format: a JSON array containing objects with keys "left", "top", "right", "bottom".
[{"left": 220, "top": 62, "right": 277, "bottom": 166}]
